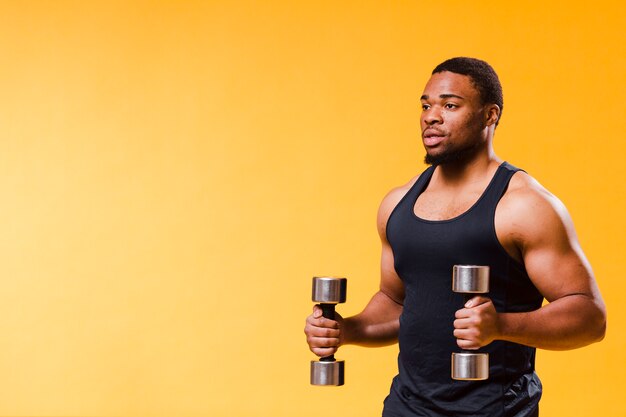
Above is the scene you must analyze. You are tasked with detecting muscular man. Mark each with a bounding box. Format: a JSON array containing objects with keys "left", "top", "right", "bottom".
[{"left": 304, "top": 57, "right": 606, "bottom": 416}]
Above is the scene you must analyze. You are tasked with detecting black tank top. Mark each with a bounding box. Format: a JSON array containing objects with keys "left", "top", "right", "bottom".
[{"left": 383, "top": 162, "right": 543, "bottom": 417}]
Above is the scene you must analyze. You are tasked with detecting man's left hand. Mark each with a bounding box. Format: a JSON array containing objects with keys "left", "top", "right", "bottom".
[{"left": 453, "top": 296, "right": 500, "bottom": 350}]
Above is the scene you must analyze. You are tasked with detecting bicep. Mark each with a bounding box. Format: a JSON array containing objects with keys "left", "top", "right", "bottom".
[{"left": 519, "top": 194, "right": 600, "bottom": 303}]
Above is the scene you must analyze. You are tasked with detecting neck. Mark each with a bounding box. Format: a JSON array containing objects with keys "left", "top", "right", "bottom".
[{"left": 434, "top": 146, "right": 501, "bottom": 187}]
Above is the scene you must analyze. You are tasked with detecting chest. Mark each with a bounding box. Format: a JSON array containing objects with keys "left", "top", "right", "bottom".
[
  {"left": 411, "top": 186, "right": 523, "bottom": 263},
  {"left": 413, "top": 188, "right": 485, "bottom": 221}
]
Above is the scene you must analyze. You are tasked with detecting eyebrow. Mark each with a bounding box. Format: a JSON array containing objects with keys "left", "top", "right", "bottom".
[{"left": 420, "top": 94, "right": 465, "bottom": 100}]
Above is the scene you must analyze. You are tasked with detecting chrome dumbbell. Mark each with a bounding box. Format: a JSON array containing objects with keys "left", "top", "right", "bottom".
[
  {"left": 310, "top": 276, "right": 347, "bottom": 386},
  {"left": 452, "top": 265, "right": 490, "bottom": 381}
]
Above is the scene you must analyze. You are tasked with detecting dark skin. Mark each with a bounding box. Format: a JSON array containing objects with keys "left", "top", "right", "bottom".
[{"left": 304, "top": 71, "right": 606, "bottom": 357}]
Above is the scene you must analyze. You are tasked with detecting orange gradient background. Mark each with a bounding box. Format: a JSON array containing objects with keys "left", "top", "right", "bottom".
[{"left": 0, "top": 1, "right": 624, "bottom": 416}]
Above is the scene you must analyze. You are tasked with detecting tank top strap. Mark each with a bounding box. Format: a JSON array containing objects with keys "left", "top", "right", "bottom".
[
  {"left": 477, "top": 161, "right": 524, "bottom": 210},
  {"left": 404, "top": 165, "right": 436, "bottom": 204}
]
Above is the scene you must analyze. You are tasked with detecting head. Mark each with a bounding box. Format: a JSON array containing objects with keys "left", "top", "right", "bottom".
[
  {"left": 432, "top": 57, "right": 503, "bottom": 126},
  {"left": 420, "top": 57, "right": 503, "bottom": 166}
]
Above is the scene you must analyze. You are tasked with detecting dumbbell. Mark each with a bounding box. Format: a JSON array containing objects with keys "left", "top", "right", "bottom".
[
  {"left": 310, "top": 276, "right": 347, "bottom": 386},
  {"left": 451, "top": 265, "right": 490, "bottom": 381}
]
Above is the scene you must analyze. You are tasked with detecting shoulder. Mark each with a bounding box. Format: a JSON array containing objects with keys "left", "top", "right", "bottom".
[
  {"left": 376, "top": 175, "right": 420, "bottom": 239},
  {"left": 498, "top": 171, "right": 576, "bottom": 249},
  {"left": 501, "top": 171, "right": 568, "bottom": 220}
]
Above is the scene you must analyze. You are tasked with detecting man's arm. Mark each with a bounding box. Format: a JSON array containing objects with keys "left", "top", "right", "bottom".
[
  {"left": 454, "top": 173, "right": 606, "bottom": 351},
  {"left": 304, "top": 182, "right": 410, "bottom": 357}
]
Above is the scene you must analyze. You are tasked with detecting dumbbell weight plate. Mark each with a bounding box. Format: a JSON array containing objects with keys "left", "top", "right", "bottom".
[
  {"left": 452, "top": 265, "right": 489, "bottom": 293},
  {"left": 311, "top": 360, "right": 345, "bottom": 386},
  {"left": 452, "top": 352, "right": 489, "bottom": 380},
  {"left": 312, "top": 277, "right": 347, "bottom": 304}
]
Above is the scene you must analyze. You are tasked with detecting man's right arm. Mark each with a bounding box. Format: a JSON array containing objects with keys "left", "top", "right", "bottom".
[{"left": 304, "top": 182, "right": 412, "bottom": 357}]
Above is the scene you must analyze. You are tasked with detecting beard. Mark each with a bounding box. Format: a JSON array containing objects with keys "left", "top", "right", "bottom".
[{"left": 424, "top": 139, "right": 484, "bottom": 166}]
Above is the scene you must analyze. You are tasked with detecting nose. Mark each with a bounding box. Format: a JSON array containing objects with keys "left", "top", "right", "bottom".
[{"left": 422, "top": 106, "right": 442, "bottom": 126}]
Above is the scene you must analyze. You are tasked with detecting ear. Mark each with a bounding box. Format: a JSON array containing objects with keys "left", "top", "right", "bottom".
[{"left": 485, "top": 104, "right": 500, "bottom": 127}]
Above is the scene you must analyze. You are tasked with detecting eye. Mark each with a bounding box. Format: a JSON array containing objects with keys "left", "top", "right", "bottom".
[
  {"left": 444, "top": 103, "right": 458, "bottom": 109},
  {"left": 421, "top": 104, "right": 430, "bottom": 111}
]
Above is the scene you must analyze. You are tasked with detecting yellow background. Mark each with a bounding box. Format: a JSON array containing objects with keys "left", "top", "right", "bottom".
[{"left": 0, "top": 1, "right": 623, "bottom": 416}]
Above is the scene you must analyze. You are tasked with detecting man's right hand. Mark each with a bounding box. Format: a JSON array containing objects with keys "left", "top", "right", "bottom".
[{"left": 304, "top": 305, "right": 344, "bottom": 357}]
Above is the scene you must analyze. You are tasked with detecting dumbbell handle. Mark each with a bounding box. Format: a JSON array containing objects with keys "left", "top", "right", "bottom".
[{"left": 320, "top": 303, "right": 336, "bottom": 362}]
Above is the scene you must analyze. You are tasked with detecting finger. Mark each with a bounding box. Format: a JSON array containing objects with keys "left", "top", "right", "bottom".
[
  {"left": 453, "top": 327, "right": 476, "bottom": 340},
  {"left": 465, "top": 296, "right": 491, "bottom": 308},
  {"left": 306, "top": 325, "right": 341, "bottom": 339},
  {"left": 306, "top": 329, "right": 341, "bottom": 350},
  {"left": 453, "top": 317, "right": 474, "bottom": 329},
  {"left": 455, "top": 308, "right": 471, "bottom": 319},
  {"left": 306, "top": 313, "right": 340, "bottom": 329},
  {"left": 311, "top": 346, "right": 338, "bottom": 357},
  {"left": 456, "top": 338, "right": 480, "bottom": 350},
  {"left": 311, "top": 317, "right": 340, "bottom": 330},
  {"left": 308, "top": 335, "right": 341, "bottom": 348},
  {"left": 312, "top": 305, "right": 342, "bottom": 325}
]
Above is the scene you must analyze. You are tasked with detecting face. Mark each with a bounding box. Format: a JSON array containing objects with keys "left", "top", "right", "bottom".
[{"left": 420, "top": 71, "right": 495, "bottom": 166}]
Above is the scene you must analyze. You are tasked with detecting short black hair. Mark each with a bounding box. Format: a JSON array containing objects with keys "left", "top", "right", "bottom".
[{"left": 432, "top": 57, "right": 503, "bottom": 126}]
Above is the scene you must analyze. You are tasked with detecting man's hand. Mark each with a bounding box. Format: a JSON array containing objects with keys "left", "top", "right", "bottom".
[
  {"left": 453, "top": 296, "right": 501, "bottom": 350},
  {"left": 304, "top": 305, "right": 344, "bottom": 357}
]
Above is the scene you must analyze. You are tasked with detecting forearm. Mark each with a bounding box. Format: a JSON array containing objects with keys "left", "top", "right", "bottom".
[
  {"left": 343, "top": 290, "right": 402, "bottom": 347},
  {"left": 498, "top": 294, "right": 606, "bottom": 350}
]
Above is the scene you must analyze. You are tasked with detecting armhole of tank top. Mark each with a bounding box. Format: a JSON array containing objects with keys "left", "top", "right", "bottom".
[
  {"left": 384, "top": 167, "right": 433, "bottom": 242},
  {"left": 491, "top": 168, "right": 529, "bottom": 275}
]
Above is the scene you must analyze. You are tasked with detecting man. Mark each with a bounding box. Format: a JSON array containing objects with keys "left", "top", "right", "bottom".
[{"left": 304, "top": 57, "right": 606, "bottom": 416}]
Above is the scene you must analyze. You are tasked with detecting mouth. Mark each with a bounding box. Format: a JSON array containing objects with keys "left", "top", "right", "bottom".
[{"left": 422, "top": 130, "right": 446, "bottom": 147}]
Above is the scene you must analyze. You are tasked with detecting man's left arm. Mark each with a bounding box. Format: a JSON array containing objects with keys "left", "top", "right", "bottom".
[{"left": 454, "top": 181, "right": 607, "bottom": 350}]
